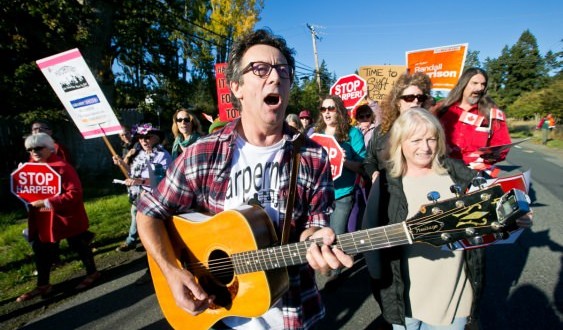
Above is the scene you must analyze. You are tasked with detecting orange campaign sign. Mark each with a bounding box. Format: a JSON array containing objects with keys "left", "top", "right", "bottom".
[{"left": 406, "top": 43, "right": 468, "bottom": 93}]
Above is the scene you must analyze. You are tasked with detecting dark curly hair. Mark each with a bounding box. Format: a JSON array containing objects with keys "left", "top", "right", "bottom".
[
  {"left": 379, "top": 72, "right": 432, "bottom": 134},
  {"left": 226, "top": 28, "right": 296, "bottom": 110}
]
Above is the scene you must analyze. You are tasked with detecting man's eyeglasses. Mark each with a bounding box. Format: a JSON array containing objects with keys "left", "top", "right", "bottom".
[
  {"left": 31, "top": 126, "right": 50, "bottom": 131},
  {"left": 26, "top": 146, "right": 45, "bottom": 153},
  {"left": 138, "top": 135, "right": 154, "bottom": 140},
  {"left": 242, "top": 61, "right": 293, "bottom": 79},
  {"left": 320, "top": 106, "right": 337, "bottom": 112},
  {"left": 176, "top": 117, "right": 191, "bottom": 123},
  {"left": 399, "top": 94, "right": 428, "bottom": 103}
]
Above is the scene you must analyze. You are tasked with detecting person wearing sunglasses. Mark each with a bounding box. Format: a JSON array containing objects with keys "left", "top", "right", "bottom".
[
  {"left": 118, "top": 125, "right": 140, "bottom": 159},
  {"left": 364, "top": 72, "right": 433, "bottom": 183},
  {"left": 135, "top": 29, "right": 353, "bottom": 330},
  {"left": 361, "top": 72, "right": 432, "bottom": 326},
  {"left": 367, "top": 108, "right": 532, "bottom": 330},
  {"left": 435, "top": 68, "right": 511, "bottom": 171},
  {"left": 112, "top": 123, "right": 171, "bottom": 252},
  {"left": 30, "top": 119, "right": 72, "bottom": 165},
  {"left": 299, "top": 109, "right": 315, "bottom": 136},
  {"left": 354, "top": 103, "right": 377, "bottom": 147},
  {"left": 313, "top": 95, "right": 366, "bottom": 285},
  {"left": 16, "top": 133, "right": 100, "bottom": 302},
  {"left": 171, "top": 108, "right": 204, "bottom": 159}
]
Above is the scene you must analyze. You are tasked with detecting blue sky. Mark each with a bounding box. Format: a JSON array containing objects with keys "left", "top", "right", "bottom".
[{"left": 256, "top": 0, "right": 563, "bottom": 80}]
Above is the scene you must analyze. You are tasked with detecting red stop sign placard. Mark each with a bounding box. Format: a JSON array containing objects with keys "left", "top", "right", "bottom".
[
  {"left": 310, "top": 133, "right": 344, "bottom": 180},
  {"left": 330, "top": 74, "right": 367, "bottom": 110},
  {"left": 11, "top": 163, "right": 61, "bottom": 204}
]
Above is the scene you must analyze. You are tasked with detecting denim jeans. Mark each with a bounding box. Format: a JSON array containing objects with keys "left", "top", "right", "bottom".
[
  {"left": 330, "top": 194, "right": 354, "bottom": 236},
  {"left": 392, "top": 317, "right": 467, "bottom": 330},
  {"left": 125, "top": 203, "right": 138, "bottom": 246}
]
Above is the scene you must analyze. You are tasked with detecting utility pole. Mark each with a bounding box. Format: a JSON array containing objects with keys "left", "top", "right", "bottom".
[{"left": 306, "top": 24, "right": 322, "bottom": 92}]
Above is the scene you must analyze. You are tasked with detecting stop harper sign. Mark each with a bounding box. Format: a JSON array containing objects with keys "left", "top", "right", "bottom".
[
  {"left": 310, "top": 133, "right": 344, "bottom": 180},
  {"left": 11, "top": 163, "right": 61, "bottom": 204},
  {"left": 330, "top": 74, "right": 367, "bottom": 109}
]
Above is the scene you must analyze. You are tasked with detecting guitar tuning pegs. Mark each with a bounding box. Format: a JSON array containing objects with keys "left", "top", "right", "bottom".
[
  {"left": 450, "top": 184, "right": 462, "bottom": 197},
  {"left": 468, "top": 236, "right": 484, "bottom": 246},
  {"left": 494, "top": 231, "right": 510, "bottom": 240},
  {"left": 440, "top": 233, "right": 452, "bottom": 242},
  {"left": 472, "top": 176, "right": 487, "bottom": 190},
  {"left": 427, "top": 191, "right": 441, "bottom": 204},
  {"left": 464, "top": 228, "right": 483, "bottom": 246}
]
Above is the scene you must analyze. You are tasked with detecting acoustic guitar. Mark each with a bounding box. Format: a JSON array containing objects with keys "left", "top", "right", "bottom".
[{"left": 147, "top": 185, "right": 529, "bottom": 329}]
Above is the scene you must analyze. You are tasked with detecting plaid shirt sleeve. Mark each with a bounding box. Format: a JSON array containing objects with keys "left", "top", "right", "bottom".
[{"left": 136, "top": 125, "right": 234, "bottom": 218}]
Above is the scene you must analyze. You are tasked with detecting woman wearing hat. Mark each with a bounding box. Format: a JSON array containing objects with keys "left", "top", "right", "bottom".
[
  {"left": 299, "top": 109, "right": 315, "bottom": 136},
  {"left": 113, "top": 123, "right": 172, "bottom": 252}
]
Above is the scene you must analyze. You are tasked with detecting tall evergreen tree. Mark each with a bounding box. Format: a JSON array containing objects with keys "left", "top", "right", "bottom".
[
  {"left": 503, "top": 30, "right": 547, "bottom": 107},
  {"left": 464, "top": 50, "right": 481, "bottom": 69}
]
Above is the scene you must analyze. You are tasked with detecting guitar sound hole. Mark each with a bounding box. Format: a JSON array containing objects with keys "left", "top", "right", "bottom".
[
  {"left": 208, "top": 249, "right": 234, "bottom": 285},
  {"left": 201, "top": 249, "right": 236, "bottom": 309}
]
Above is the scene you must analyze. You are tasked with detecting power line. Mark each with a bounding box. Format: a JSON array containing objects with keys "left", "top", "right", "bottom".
[{"left": 295, "top": 60, "right": 315, "bottom": 71}]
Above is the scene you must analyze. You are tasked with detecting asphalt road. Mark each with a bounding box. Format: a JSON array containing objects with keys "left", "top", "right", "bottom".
[{"left": 11, "top": 139, "right": 563, "bottom": 330}]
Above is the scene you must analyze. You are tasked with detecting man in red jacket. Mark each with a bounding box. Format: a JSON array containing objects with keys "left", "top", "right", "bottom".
[{"left": 436, "top": 68, "right": 511, "bottom": 171}]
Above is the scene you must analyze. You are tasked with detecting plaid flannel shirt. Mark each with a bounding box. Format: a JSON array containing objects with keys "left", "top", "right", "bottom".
[{"left": 137, "top": 119, "right": 335, "bottom": 330}]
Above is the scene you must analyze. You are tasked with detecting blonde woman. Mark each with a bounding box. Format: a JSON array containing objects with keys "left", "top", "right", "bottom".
[{"left": 368, "top": 108, "right": 532, "bottom": 330}]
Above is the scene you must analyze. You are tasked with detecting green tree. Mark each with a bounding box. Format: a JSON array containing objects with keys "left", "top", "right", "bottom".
[
  {"left": 206, "top": 0, "right": 264, "bottom": 63},
  {"left": 0, "top": 0, "right": 92, "bottom": 120},
  {"left": 464, "top": 49, "right": 481, "bottom": 69},
  {"left": 510, "top": 75, "right": 563, "bottom": 120},
  {"left": 544, "top": 47, "right": 563, "bottom": 76},
  {"left": 484, "top": 46, "right": 510, "bottom": 108},
  {"left": 1, "top": 0, "right": 263, "bottom": 124},
  {"left": 503, "top": 30, "right": 547, "bottom": 108},
  {"left": 287, "top": 60, "right": 335, "bottom": 123}
]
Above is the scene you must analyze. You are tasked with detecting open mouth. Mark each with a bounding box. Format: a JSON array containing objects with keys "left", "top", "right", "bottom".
[{"left": 264, "top": 94, "right": 280, "bottom": 105}]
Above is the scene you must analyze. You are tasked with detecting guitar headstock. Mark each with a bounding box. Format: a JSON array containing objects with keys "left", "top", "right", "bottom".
[{"left": 406, "top": 185, "right": 529, "bottom": 247}]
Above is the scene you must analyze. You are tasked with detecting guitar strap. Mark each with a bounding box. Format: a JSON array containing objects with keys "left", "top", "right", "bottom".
[{"left": 280, "top": 133, "right": 304, "bottom": 245}]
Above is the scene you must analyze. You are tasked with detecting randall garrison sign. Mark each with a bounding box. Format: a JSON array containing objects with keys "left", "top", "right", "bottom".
[{"left": 406, "top": 43, "right": 468, "bottom": 93}]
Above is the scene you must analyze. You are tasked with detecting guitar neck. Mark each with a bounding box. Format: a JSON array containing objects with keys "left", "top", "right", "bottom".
[{"left": 232, "top": 223, "right": 410, "bottom": 274}]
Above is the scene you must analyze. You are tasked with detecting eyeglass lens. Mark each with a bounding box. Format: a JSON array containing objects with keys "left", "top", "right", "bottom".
[{"left": 245, "top": 62, "right": 292, "bottom": 79}]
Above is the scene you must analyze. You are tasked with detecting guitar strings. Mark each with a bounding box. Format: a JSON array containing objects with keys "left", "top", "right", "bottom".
[
  {"left": 183, "top": 199, "right": 495, "bottom": 278},
  {"left": 183, "top": 226, "right": 412, "bottom": 277}
]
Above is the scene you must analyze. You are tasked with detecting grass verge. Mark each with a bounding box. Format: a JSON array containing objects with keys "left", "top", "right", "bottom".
[{"left": 0, "top": 193, "right": 131, "bottom": 302}]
